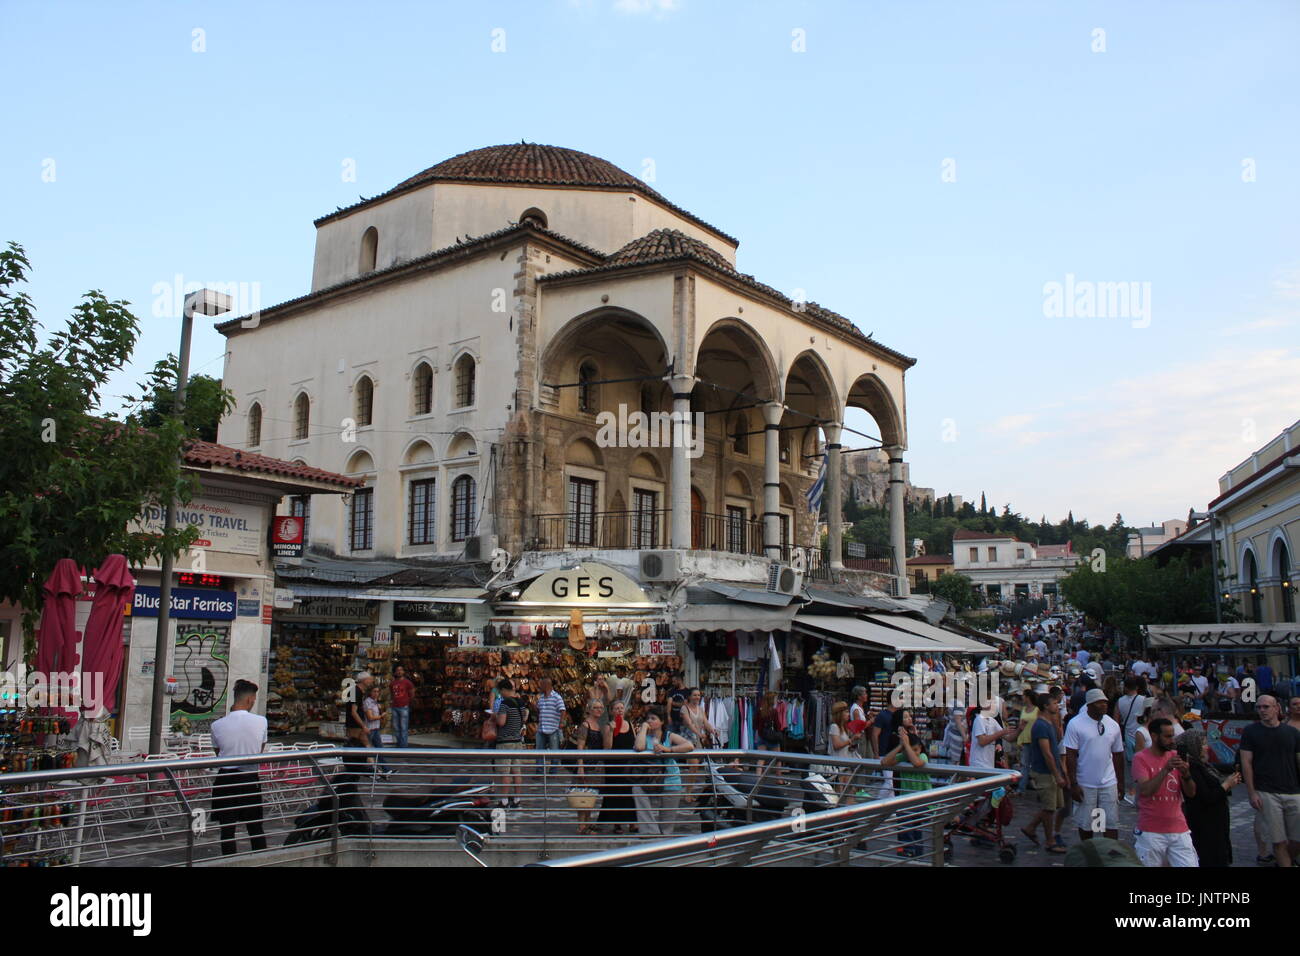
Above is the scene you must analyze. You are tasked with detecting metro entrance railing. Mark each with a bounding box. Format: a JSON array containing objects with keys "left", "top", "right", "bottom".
[{"left": 0, "top": 748, "right": 1015, "bottom": 867}]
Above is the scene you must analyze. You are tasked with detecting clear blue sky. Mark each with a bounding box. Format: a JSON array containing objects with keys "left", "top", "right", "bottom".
[{"left": 4, "top": 0, "right": 1298, "bottom": 528}]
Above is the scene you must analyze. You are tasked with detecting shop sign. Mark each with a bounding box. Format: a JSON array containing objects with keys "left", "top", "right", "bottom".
[
  {"left": 270, "top": 516, "right": 305, "bottom": 558},
  {"left": 236, "top": 599, "right": 260, "bottom": 617},
  {"left": 132, "top": 586, "right": 237, "bottom": 620},
  {"left": 135, "top": 497, "right": 263, "bottom": 556},
  {"left": 262, "top": 604, "right": 273, "bottom": 624},
  {"left": 638, "top": 639, "right": 673, "bottom": 656},
  {"left": 373, "top": 628, "right": 392, "bottom": 646},
  {"left": 517, "top": 562, "right": 656, "bottom": 608},
  {"left": 273, "top": 588, "right": 296, "bottom": 609},
  {"left": 277, "top": 597, "right": 378, "bottom": 623},
  {"left": 392, "top": 601, "right": 467, "bottom": 624},
  {"left": 457, "top": 632, "right": 483, "bottom": 648}
]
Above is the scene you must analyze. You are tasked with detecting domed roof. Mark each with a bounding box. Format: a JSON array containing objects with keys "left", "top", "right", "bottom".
[{"left": 395, "top": 143, "right": 661, "bottom": 196}]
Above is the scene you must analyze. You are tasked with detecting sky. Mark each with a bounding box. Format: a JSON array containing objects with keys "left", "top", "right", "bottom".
[{"left": 3, "top": 0, "right": 1298, "bottom": 530}]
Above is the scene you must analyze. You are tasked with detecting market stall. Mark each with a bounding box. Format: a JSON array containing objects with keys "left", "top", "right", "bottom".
[{"left": 268, "top": 597, "right": 378, "bottom": 737}]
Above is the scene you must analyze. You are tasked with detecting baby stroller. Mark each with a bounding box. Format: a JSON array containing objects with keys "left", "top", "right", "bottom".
[{"left": 942, "top": 786, "right": 1016, "bottom": 863}]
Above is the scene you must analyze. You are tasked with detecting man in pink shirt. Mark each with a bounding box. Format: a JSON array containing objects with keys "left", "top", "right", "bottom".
[{"left": 1131, "top": 717, "right": 1198, "bottom": 866}]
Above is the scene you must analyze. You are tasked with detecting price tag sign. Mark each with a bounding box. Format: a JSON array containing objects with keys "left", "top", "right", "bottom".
[
  {"left": 638, "top": 639, "right": 671, "bottom": 656},
  {"left": 458, "top": 632, "right": 484, "bottom": 648},
  {"left": 373, "top": 628, "right": 392, "bottom": 646}
]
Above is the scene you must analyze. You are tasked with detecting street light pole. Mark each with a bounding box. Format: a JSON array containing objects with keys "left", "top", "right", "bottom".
[
  {"left": 1189, "top": 510, "right": 1221, "bottom": 625},
  {"left": 148, "top": 289, "right": 232, "bottom": 756}
]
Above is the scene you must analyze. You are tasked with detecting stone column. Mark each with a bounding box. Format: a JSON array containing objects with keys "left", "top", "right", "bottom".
[
  {"left": 762, "top": 402, "right": 784, "bottom": 560},
  {"left": 888, "top": 445, "right": 910, "bottom": 596},
  {"left": 825, "top": 422, "right": 844, "bottom": 570},
  {"left": 669, "top": 373, "right": 695, "bottom": 549}
]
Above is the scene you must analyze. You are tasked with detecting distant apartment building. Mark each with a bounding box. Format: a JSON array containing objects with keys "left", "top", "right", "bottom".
[
  {"left": 950, "top": 529, "right": 1081, "bottom": 605},
  {"left": 1126, "top": 519, "right": 1188, "bottom": 558}
]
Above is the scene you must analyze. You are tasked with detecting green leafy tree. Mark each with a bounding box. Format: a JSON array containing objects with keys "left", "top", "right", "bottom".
[
  {"left": 141, "top": 371, "right": 232, "bottom": 442},
  {"left": 1060, "top": 555, "right": 1229, "bottom": 642},
  {"left": 0, "top": 242, "right": 202, "bottom": 653},
  {"left": 932, "top": 571, "right": 979, "bottom": 612}
]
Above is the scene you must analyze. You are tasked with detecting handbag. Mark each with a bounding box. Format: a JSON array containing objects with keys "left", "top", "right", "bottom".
[{"left": 482, "top": 714, "right": 498, "bottom": 743}]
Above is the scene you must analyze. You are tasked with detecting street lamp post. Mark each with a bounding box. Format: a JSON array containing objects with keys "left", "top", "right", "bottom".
[{"left": 148, "top": 289, "right": 232, "bottom": 756}]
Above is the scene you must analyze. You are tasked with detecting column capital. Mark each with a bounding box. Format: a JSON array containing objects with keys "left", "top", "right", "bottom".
[
  {"left": 669, "top": 373, "right": 696, "bottom": 395},
  {"left": 760, "top": 401, "right": 784, "bottom": 427},
  {"left": 822, "top": 421, "right": 843, "bottom": 444}
]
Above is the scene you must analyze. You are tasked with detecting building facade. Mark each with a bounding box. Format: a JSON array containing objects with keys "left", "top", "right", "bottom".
[
  {"left": 949, "top": 529, "right": 1081, "bottom": 605},
  {"left": 215, "top": 144, "right": 915, "bottom": 590},
  {"left": 1208, "top": 419, "right": 1299, "bottom": 624},
  {"left": 1126, "top": 519, "right": 1189, "bottom": 558}
]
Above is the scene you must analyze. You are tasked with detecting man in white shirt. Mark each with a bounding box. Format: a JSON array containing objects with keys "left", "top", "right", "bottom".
[
  {"left": 1062, "top": 688, "right": 1126, "bottom": 841},
  {"left": 210, "top": 679, "right": 269, "bottom": 856}
]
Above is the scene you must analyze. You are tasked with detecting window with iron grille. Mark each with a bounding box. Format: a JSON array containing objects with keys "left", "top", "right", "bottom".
[
  {"left": 455, "top": 355, "right": 475, "bottom": 408},
  {"left": 413, "top": 363, "right": 433, "bottom": 415},
  {"left": 577, "top": 362, "right": 598, "bottom": 414},
  {"left": 451, "top": 475, "right": 476, "bottom": 542},
  {"left": 247, "top": 402, "right": 262, "bottom": 447},
  {"left": 726, "top": 505, "right": 747, "bottom": 553},
  {"left": 355, "top": 376, "right": 374, "bottom": 427},
  {"left": 290, "top": 495, "right": 311, "bottom": 545},
  {"left": 293, "top": 393, "right": 310, "bottom": 440},
  {"left": 567, "top": 477, "right": 596, "bottom": 546},
  {"left": 632, "top": 488, "right": 658, "bottom": 549},
  {"left": 350, "top": 488, "right": 373, "bottom": 551},
  {"left": 408, "top": 478, "right": 436, "bottom": 546}
]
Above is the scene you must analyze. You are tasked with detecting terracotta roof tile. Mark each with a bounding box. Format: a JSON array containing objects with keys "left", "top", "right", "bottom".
[
  {"left": 953, "top": 529, "right": 1018, "bottom": 541},
  {"left": 184, "top": 440, "right": 362, "bottom": 489},
  {"left": 540, "top": 229, "right": 916, "bottom": 366},
  {"left": 906, "top": 555, "right": 954, "bottom": 565},
  {"left": 315, "top": 143, "right": 738, "bottom": 246}
]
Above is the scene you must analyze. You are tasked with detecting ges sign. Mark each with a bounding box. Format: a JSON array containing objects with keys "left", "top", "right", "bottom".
[{"left": 550, "top": 574, "right": 615, "bottom": 600}]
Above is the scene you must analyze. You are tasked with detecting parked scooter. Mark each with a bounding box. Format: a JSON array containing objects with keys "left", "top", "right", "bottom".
[
  {"left": 698, "top": 757, "right": 838, "bottom": 830},
  {"left": 283, "top": 761, "right": 372, "bottom": 846},
  {"left": 380, "top": 777, "right": 493, "bottom": 837}
]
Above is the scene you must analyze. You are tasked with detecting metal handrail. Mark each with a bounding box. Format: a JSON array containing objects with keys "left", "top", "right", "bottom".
[{"left": 0, "top": 747, "right": 1015, "bottom": 867}]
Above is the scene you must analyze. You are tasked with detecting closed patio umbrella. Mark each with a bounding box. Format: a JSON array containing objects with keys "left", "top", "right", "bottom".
[
  {"left": 34, "top": 557, "right": 83, "bottom": 686},
  {"left": 79, "top": 554, "right": 135, "bottom": 722}
]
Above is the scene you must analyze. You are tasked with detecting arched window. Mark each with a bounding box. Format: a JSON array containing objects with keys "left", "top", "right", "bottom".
[
  {"left": 731, "top": 414, "right": 748, "bottom": 455},
  {"left": 359, "top": 226, "right": 378, "bottom": 273},
  {"left": 293, "top": 393, "right": 310, "bottom": 440},
  {"left": 354, "top": 375, "right": 374, "bottom": 427},
  {"left": 1276, "top": 539, "right": 1295, "bottom": 623},
  {"left": 451, "top": 474, "right": 476, "bottom": 542},
  {"left": 454, "top": 354, "right": 476, "bottom": 408},
  {"left": 412, "top": 362, "right": 433, "bottom": 416},
  {"left": 247, "top": 402, "right": 262, "bottom": 448},
  {"left": 577, "top": 362, "right": 598, "bottom": 414},
  {"left": 1244, "top": 549, "right": 1261, "bottom": 622}
]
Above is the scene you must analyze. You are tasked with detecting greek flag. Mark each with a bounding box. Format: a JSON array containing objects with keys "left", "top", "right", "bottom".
[{"left": 806, "top": 454, "right": 826, "bottom": 514}]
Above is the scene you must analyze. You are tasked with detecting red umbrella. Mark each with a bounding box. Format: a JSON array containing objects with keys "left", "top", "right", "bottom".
[
  {"left": 80, "top": 554, "right": 135, "bottom": 718},
  {"left": 34, "top": 558, "right": 83, "bottom": 679}
]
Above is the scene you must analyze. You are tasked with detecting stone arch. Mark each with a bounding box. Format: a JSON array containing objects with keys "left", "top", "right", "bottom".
[
  {"left": 539, "top": 307, "right": 671, "bottom": 393},
  {"left": 726, "top": 470, "right": 754, "bottom": 498},
  {"left": 344, "top": 448, "right": 376, "bottom": 475},
  {"left": 783, "top": 349, "right": 840, "bottom": 423},
  {"left": 695, "top": 316, "right": 781, "bottom": 403},
  {"left": 402, "top": 438, "right": 437, "bottom": 466},
  {"left": 520, "top": 206, "right": 548, "bottom": 229},
  {"left": 631, "top": 452, "right": 664, "bottom": 480},
  {"left": 565, "top": 436, "right": 604, "bottom": 468},
  {"left": 844, "top": 372, "right": 906, "bottom": 449},
  {"left": 359, "top": 226, "right": 378, "bottom": 273},
  {"left": 446, "top": 431, "right": 478, "bottom": 460}
]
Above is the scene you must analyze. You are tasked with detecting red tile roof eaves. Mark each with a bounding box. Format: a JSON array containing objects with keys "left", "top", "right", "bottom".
[
  {"left": 216, "top": 221, "right": 603, "bottom": 334},
  {"left": 313, "top": 143, "right": 739, "bottom": 247},
  {"left": 953, "top": 529, "right": 1018, "bottom": 541},
  {"left": 184, "top": 440, "right": 362, "bottom": 489}
]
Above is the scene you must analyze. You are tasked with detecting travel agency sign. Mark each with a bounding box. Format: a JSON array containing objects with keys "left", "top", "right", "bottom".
[{"left": 136, "top": 498, "right": 263, "bottom": 555}]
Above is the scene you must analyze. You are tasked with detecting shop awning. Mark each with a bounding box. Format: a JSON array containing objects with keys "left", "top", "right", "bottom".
[
  {"left": 696, "top": 581, "right": 798, "bottom": 607},
  {"left": 1145, "top": 623, "right": 1300, "bottom": 648},
  {"left": 863, "top": 614, "right": 997, "bottom": 653},
  {"left": 677, "top": 601, "right": 799, "bottom": 632},
  {"left": 793, "top": 614, "right": 964, "bottom": 653},
  {"left": 287, "top": 585, "right": 487, "bottom": 603}
]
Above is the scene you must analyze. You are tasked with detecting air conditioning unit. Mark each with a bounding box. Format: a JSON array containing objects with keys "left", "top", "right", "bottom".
[
  {"left": 465, "top": 534, "right": 498, "bottom": 561},
  {"left": 766, "top": 562, "right": 804, "bottom": 596},
  {"left": 640, "top": 550, "right": 681, "bottom": 583}
]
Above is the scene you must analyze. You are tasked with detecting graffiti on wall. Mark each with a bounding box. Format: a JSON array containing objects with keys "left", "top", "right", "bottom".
[
  {"left": 171, "top": 623, "right": 230, "bottom": 726},
  {"left": 1188, "top": 718, "right": 1251, "bottom": 765}
]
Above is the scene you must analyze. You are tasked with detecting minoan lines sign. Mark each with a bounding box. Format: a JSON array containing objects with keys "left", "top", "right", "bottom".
[{"left": 136, "top": 498, "right": 263, "bottom": 555}]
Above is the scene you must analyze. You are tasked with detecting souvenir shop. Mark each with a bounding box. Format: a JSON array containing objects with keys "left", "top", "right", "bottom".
[
  {"left": 267, "top": 597, "right": 379, "bottom": 736},
  {"left": 388, "top": 596, "right": 488, "bottom": 734},
  {"left": 442, "top": 562, "right": 683, "bottom": 742}
]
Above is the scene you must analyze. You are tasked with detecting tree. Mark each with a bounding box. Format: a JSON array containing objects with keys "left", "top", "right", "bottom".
[
  {"left": 932, "top": 571, "right": 979, "bottom": 612},
  {"left": 1059, "top": 555, "right": 1228, "bottom": 643},
  {"left": 979, "top": 491, "right": 987, "bottom": 515},
  {"left": 0, "top": 242, "right": 202, "bottom": 653},
  {"left": 141, "top": 371, "right": 231, "bottom": 442}
]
